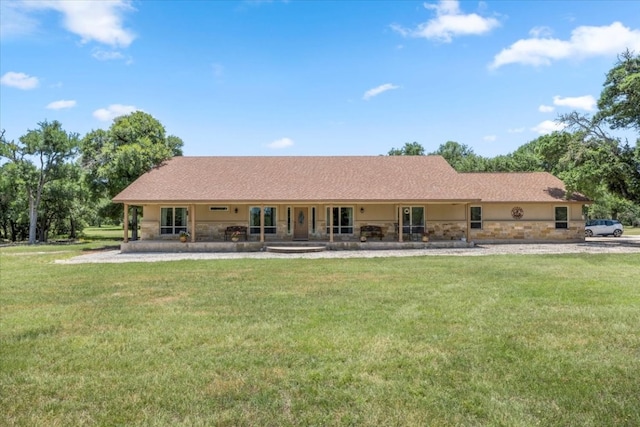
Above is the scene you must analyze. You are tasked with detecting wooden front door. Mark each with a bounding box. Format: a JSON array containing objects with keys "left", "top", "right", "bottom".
[{"left": 293, "top": 207, "right": 309, "bottom": 240}]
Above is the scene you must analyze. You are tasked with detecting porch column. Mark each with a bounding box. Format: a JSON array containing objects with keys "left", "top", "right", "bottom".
[
  {"left": 190, "top": 204, "right": 196, "bottom": 242},
  {"left": 260, "top": 205, "right": 265, "bottom": 243},
  {"left": 123, "top": 204, "right": 129, "bottom": 243},
  {"left": 397, "top": 205, "right": 403, "bottom": 243},
  {"left": 329, "top": 204, "right": 334, "bottom": 243},
  {"left": 465, "top": 202, "right": 470, "bottom": 243}
]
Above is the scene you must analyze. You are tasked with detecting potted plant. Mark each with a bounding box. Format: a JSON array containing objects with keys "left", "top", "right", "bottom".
[
  {"left": 421, "top": 231, "right": 429, "bottom": 242},
  {"left": 231, "top": 231, "right": 240, "bottom": 242},
  {"left": 179, "top": 230, "right": 190, "bottom": 243}
]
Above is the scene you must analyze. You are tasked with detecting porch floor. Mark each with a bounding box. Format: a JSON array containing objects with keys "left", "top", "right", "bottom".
[{"left": 120, "top": 239, "right": 473, "bottom": 253}]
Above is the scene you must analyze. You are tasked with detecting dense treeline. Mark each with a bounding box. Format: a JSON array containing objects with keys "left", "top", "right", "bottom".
[
  {"left": 389, "top": 51, "right": 640, "bottom": 226},
  {"left": 1, "top": 52, "right": 638, "bottom": 243},
  {"left": 0, "top": 112, "right": 183, "bottom": 243}
]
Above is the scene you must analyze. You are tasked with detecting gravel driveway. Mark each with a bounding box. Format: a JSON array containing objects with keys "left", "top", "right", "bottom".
[{"left": 56, "top": 236, "right": 640, "bottom": 264}]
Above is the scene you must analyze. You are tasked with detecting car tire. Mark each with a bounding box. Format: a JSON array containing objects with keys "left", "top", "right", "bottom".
[
  {"left": 613, "top": 229, "right": 622, "bottom": 237},
  {"left": 585, "top": 229, "right": 593, "bottom": 237}
]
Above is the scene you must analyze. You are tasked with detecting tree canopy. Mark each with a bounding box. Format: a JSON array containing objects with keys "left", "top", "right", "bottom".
[
  {"left": 596, "top": 50, "right": 640, "bottom": 131},
  {"left": 81, "top": 111, "right": 184, "bottom": 200},
  {"left": 388, "top": 142, "right": 425, "bottom": 156}
]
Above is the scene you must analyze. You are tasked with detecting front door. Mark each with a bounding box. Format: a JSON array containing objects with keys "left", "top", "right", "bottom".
[{"left": 293, "top": 207, "right": 309, "bottom": 240}]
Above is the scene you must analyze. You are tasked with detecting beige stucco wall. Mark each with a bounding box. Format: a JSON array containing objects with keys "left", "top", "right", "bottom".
[
  {"left": 478, "top": 202, "right": 584, "bottom": 221},
  {"left": 136, "top": 202, "right": 586, "bottom": 242}
]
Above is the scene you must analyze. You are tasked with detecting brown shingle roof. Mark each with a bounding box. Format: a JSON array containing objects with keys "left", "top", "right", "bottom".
[
  {"left": 112, "top": 156, "right": 589, "bottom": 204},
  {"left": 113, "top": 156, "right": 478, "bottom": 203},
  {"left": 461, "top": 172, "right": 589, "bottom": 202}
]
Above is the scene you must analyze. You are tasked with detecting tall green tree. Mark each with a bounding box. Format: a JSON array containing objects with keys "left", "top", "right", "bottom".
[
  {"left": 596, "top": 49, "right": 640, "bottom": 131},
  {"left": 429, "top": 141, "right": 487, "bottom": 171},
  {"left": 388, "top": 142, "right": 425, "bottom": 156},
  {"left": 81, "top": 112, "right": 184, "bottom": 199},
  {"left": 1, "top": 122, "right": 79, "bottom": 244},
  {"left": 80, "top": 111, "right": 184, "bottom": 234}
]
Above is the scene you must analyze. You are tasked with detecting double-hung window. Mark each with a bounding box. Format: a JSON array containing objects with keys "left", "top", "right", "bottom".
[
  {"left": 160, "top": 207, "right": 187, "bottom": 235},
  {"left": 555, "top": 206, "right": 568, "bottom": 229},
  {"left": 470, "top": 206, "right": 482, "bottom": 229},
  {"left": 250, "top": 207, "right": 277, "bottom": 234},
  {"left": 326, "top": 207, "right": 353, "bottom": 234}
]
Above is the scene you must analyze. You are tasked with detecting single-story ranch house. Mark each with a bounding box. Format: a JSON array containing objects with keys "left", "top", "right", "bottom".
[{"left": 112, "top": 156, "right": 589, "bottom": 252}]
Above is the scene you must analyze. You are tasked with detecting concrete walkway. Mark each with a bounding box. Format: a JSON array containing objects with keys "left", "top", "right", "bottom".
[{"left": 55, "top": 236, "right": 640, "bottom": 264}]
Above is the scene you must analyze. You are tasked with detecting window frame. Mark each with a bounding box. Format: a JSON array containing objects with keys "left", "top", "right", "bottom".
[
  {"left": 400, "top": 206, "right": 425, "bottom": 235},
  {"left": 555, "top": 206, "right": 568, "bottom": 229},
  {"left": 249, "top": 206, "right": 277, "bottom": 234},
  {"left": 470, "top": 206, "right": 482, "bottom": 229},
  {"left": 160, "top": 207, "right": 188, "bottom": 235},
  {"left": 326, "top": 206, "right": 354, "bottom": 235}
]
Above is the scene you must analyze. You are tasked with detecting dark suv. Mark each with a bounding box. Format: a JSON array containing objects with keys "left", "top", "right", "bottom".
[{"left": 585, "top": 219, "right": 624, "bottom": 237}]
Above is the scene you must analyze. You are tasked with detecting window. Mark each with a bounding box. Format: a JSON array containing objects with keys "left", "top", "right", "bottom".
[
  {"left": 311, "top": 207, "right": 316, "bottom": 233},
  {"left": 401, "top": 206, "right": 425, "bottom": 235},
  {"left": 470, "top": 206, "right": 482, "bottom": 229},
  {"left": 555, "top": 206, "right": 568, "bottom": 229},
  {"left": 287, "top": 207, "right": 292, "bottom": 234},
  {"left": 209, "top": 206, "right": 229, "bottom": 212},
  {"left": 250, "top": 207, "right": 277, "bottom": 234},
  {"left": 326, "top": 207, "right": 353, "bottom": 234},
  {"left": 160, "top": 207, "right": 187, "bottom": 235}
]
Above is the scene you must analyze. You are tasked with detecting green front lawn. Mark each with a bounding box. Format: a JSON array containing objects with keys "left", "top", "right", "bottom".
[{"left": 1, "top": 245, "right": 639, "bottom": 426}]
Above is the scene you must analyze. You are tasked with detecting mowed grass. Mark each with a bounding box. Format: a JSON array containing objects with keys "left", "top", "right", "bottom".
[
  {"left": 1, "top": 246, "right": 639, "bottom": 426},
  {"left": 623, "top": 226, "right": 640, "bottom": 236}
]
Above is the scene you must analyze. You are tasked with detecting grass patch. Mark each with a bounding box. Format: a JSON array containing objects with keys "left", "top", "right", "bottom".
[
  {"left": 81, "top": 226, "right": 129, "bottom": 240},
  {"left": 1, "top": 245, "right": 639, "bottom": 426},
  {"left": 623, "top": 226, "right": 640, "bottom": 236}
]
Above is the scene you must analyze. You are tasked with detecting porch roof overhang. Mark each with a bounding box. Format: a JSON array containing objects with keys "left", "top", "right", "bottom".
[
  {"left": 113, "top": 156, "right": 589, "bottom": 206},
  {"left": 113, "top": 156, "right": 481, "bottom": 205}
]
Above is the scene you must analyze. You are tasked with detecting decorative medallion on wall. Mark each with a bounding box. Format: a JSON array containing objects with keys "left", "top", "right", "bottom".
[{"left": 511, "top": 206, "right": 524, "bottom": 219}]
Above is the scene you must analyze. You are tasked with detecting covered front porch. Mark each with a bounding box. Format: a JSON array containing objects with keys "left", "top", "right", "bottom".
[{"left": 121, "top": 201, "right": 474, "bottom": 248}]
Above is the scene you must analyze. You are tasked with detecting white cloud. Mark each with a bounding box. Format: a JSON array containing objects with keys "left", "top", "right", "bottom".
[
  {"left": 553, "top": 95, "right": 596, "bottom": 111},
  {"left": 0, "top": 71, "right": 39, "bottom": 89},
  {"left": 46, "top": 100, "right": 76, "bottom": 110},
  {"left": 529, "top": 26, "right": 553, "bottom": 38},
  {"left": 93, "top": 104, "right": 138, "bottom": 122},
  {"left": 391, "top": 0, "right": 499, "bottom": 42},
  {"left": 508, "top": 127, "right": 525, "bottom": 133},
  {"left": 532, "top": 120, "right": 567, "bottom": 135},
  {"left": 491, "top": 21, "right": 640, "bottom": 69},
  {"left": 539, "top": 105, "right": 555, "bottom": 113},
  {"left": 266, "top": 137, "right": 294, "bottom": 149},
  {"left": 363, "top": 83, "right": 399, "bottom": 100},
  {"left": 92, "top": 49, "right": 125, "bottom": 61},
  {"left": 483, "top": 135, "right": 497, "bottom": 142},
  {"left": 0, "top": 1, "right": 38, "bottom": 38},
  {"left": 22, "top": 0, "right": 136, "bottom": 47}
]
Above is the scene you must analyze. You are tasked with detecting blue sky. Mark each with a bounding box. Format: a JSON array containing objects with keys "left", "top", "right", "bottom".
[{"left": 1, "top": 0, "right": 639, "bottom": 157}]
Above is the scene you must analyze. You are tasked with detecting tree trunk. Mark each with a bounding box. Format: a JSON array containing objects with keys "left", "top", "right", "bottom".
[
  {"left": 69, "top": 216, "right": 76, "bottom": 239},
  {"left": 10, "top": 221, "right": 17, "bottom": 242},
  {"left": 28, "top": 191, "right": 37, "bottom": 244}
]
